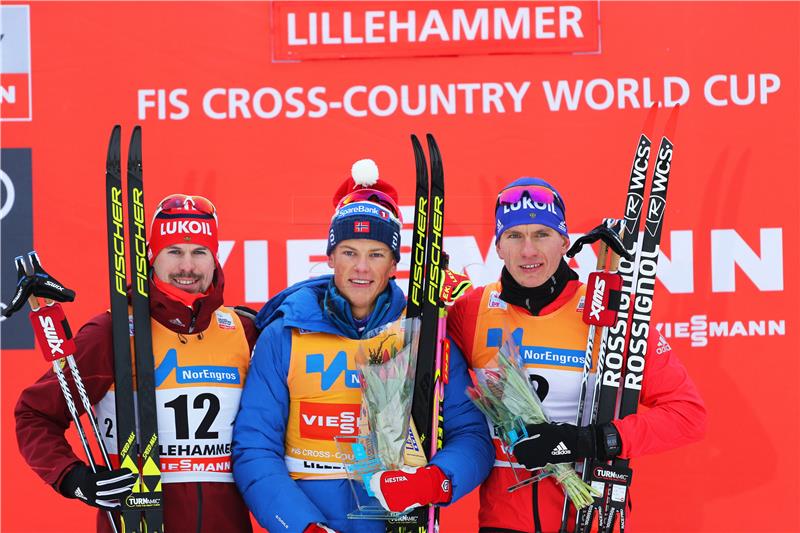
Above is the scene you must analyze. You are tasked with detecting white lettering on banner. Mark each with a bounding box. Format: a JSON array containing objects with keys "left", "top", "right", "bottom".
[
  {"left": 543, "top": 77, "right": 689, "bottom": 111},
  {"left": 656, "top": 315, "right": 786, "bottom": 347},
  {"left": 0, "top": 86, "right": 15, "bottom": 104},
  {"left": 542, "top": 74, "right": 780, "bottom": 110},
  {"left": 217, "top": 227, "right": 783, "bottom": 304},
  {"left": 283, "top": 6, "right": 584, "bottom": 45},
  {"left": 217, "top": 240, "right": 270, "bottom": 302},
  {"left": 711, "top": 228, "right": 783, "bottom": 292},
  {"left": 138, "top": 89, "right": 190, "bottom": 120},
  {"left": 703, "top": 74, "right": 781, "bottom": 106},
  {"left": 139, "top": 83, "right": 530, "bottom": 120}
]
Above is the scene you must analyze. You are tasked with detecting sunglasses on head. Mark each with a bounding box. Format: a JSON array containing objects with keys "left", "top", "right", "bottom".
[
  {"left": 336, "top": 188, "right": 402, "bottom": 222},
  {"left": 496, "top": 185, "right": 565, "bottom": 213},
  {"left": 157, "top": 194, "right": 217, "bottom": 218}
]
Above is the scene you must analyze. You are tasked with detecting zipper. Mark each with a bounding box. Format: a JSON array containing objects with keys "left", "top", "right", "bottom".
[{"left": 196, "top": 483, "right": 203, "bottom": 533}]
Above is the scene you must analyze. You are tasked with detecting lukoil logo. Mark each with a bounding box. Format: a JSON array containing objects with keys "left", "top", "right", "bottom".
[{"left": 656, "top": 314, "right": 785, "bottom": 347}]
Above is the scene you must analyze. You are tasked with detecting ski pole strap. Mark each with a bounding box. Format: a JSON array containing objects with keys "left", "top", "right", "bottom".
[
  {"left": 4, "top": 252, "right": 76, "bottom": 318},
  {"left": 567, "top": 219, "right": 632, "bottom": 260},
  {"left": 29, "top": 303, "right": 76, "bottom": 362}
]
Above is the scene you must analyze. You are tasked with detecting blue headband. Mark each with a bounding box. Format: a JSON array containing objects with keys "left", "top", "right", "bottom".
[{"left": 495, "top": 177, "right": 568, "bottom": 240}]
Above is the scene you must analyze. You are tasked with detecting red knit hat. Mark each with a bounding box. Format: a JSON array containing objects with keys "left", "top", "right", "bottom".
[
  {"left": 327, "top": 159, "right": 402, "bottom": 260},
  {"left": 147, "top": 194, "right": 219, "bottom": 262}
]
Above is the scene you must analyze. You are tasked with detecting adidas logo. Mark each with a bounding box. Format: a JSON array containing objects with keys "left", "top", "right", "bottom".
[
  {"left": 74, "top": 487, "right": 87, "bottom": 501},
  {"left": 656, "top": 336, "right": 672, "bottom": 355},
  {"left": 551, "top": 441, "right": 571, "bottom": 456}
]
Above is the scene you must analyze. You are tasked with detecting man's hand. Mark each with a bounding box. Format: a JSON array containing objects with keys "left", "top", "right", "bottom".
[
  {"left": 59, "top": 464, "right": 137, "bottom": 510},
  {"left": 369, "top": 465, "right": 452, "bottom": 513},
  {"left": 512, "top": 423, "right": 621, "bottom": 469}
]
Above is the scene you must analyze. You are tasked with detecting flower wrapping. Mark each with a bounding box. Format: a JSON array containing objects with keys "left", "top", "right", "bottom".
[
  {"left": 356, "top": 317, "right": 421, "bottom": 470},
  {"left": 468, "top": 337, "right": 600, "bottom": 509}
]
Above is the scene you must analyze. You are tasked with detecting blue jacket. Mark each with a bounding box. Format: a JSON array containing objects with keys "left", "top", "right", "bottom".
[{"left": 232, "top": 276, "right": 493, "bottom": 533}]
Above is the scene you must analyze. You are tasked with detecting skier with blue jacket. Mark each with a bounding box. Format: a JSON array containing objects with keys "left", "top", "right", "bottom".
[{"left": 232, "top": 160, "right": 493, "bottom": 533}]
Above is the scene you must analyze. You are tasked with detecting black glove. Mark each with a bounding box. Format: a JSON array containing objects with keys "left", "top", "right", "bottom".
[
  {"left": 566, "top": 219, "right": 633, "bottom": 261},
  {"left": 59, "top": 464, "right": 137, "bottom": 510},
  {"left": 512, "top": 423, "right": 621, "bottom": 469}
]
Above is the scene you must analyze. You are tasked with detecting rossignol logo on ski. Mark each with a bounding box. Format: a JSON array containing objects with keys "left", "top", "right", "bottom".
[{"left": 154, "top": 348, "right": 241, "bottom": 387}]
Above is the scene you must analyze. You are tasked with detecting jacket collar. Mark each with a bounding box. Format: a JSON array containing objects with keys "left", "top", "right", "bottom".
[{"left": 149, "top": 266, "right": 225, "bottom": 334}]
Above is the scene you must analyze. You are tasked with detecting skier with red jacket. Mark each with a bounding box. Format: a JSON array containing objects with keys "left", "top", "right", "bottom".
[
  {"left": 15, "top": 195, "right": 258, "bottom": 532},
  {"left": 447, "top": 177, "right": 707, "bottom": 533}
]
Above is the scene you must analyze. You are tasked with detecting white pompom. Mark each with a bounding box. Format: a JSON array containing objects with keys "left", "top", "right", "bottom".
[{"left": 351, "top": 159, "right": 379, "bottom": 187}]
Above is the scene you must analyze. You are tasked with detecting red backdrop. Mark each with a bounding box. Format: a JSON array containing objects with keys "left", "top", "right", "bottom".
[{"left": 1, "top": 2, "right": 797, "bottom": 531}]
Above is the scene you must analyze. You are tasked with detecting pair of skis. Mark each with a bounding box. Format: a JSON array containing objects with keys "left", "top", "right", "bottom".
[
  {"left": 569, "top": 108, "right": 677, "bottom": 533},
  {"left": 105, "top": 125, "right": 164, "bottom": 533},
  {"left": 387, "top": 134, "right": 446, "bottom": 533}
]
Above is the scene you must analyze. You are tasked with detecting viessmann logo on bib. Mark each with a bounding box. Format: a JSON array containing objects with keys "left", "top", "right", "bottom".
[
  {"left": 299, "top": 401, "right": 360, "bottom": 440},
  {"left": 154, "top": 348, "right": 241, "bottom": 387}
]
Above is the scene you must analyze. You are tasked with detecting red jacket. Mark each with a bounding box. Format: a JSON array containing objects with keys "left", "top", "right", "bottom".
[
  {"left": 448, "top": 279, "right": 707, "bottom": 533},
  {"left": 15, "top": 268, "right": 259, "bottom": 533}
]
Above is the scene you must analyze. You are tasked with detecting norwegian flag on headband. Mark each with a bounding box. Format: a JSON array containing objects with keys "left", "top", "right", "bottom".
[{"left": 354, "top": 220, "right": 370, "bottom": 233}]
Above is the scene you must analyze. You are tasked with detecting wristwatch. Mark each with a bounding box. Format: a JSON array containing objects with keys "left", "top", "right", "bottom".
[{"left": 601, "top": 423, "right": 622, "bottom": 458}]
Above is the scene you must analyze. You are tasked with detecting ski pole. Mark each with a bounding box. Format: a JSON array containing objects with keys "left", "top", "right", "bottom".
[{"left": 19, "top": 253, "right": 120, "bottom": 533}]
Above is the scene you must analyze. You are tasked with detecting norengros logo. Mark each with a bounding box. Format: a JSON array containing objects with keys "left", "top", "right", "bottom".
[{"left": 155, "top": 349, "right": 241, "bottom": 387}]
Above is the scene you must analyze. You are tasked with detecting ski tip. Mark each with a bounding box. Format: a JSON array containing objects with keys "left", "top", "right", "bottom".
[
  {"left": 128, "top": 126, "right": 142, "bottom": 159},
  {"left": 106, "top": 126, "right": 122, "bottom": 167},
  {"left": 643, "top": 105, "right": 658, "bottom": 132},
  {"left": 663, "top": 104, "right": 681, "bottom": 142},
  {"left": 426, "top": 133, "right": 439, "bottom": 152},
  {"left": 410, "top": 133, "right": 422, "bottom": 148},
  {"left": 426, "top": 134, "right": 442, "bottom": 168}
]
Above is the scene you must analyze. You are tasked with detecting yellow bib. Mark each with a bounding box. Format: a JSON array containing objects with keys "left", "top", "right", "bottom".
[
  {"left": 284, "top": 325, "right": 423, "bottom": 480},
  {"left": 471, "top": 283, "right": 600, "bottom": 466},
  {"left": 96, "top": 307, "right": 250, "bottom": 483}
]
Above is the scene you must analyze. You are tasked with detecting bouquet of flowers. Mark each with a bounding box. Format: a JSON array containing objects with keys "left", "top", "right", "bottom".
[
  {"left": 356, "top": 317, "right": 421, "bottom": 470},
  {"left": 467, "top": 337, "right": 600, "bottom": 509}
]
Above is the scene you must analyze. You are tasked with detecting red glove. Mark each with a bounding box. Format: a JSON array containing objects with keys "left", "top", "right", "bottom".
[
  {"left": 369, "top": 465, "right": 452, "bottom": 513},
  {"left": 303, "top": 523, "right": 338, "bottom": 533}
]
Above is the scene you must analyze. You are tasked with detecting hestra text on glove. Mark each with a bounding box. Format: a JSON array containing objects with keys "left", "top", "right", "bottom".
[{"left": 368, "top": 465, "right": 452, "bottom": 513}]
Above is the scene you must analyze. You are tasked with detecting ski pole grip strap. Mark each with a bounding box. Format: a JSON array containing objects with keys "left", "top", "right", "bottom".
[{"left": 30, "top": 304, "right": 76, "bottom": 361}]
